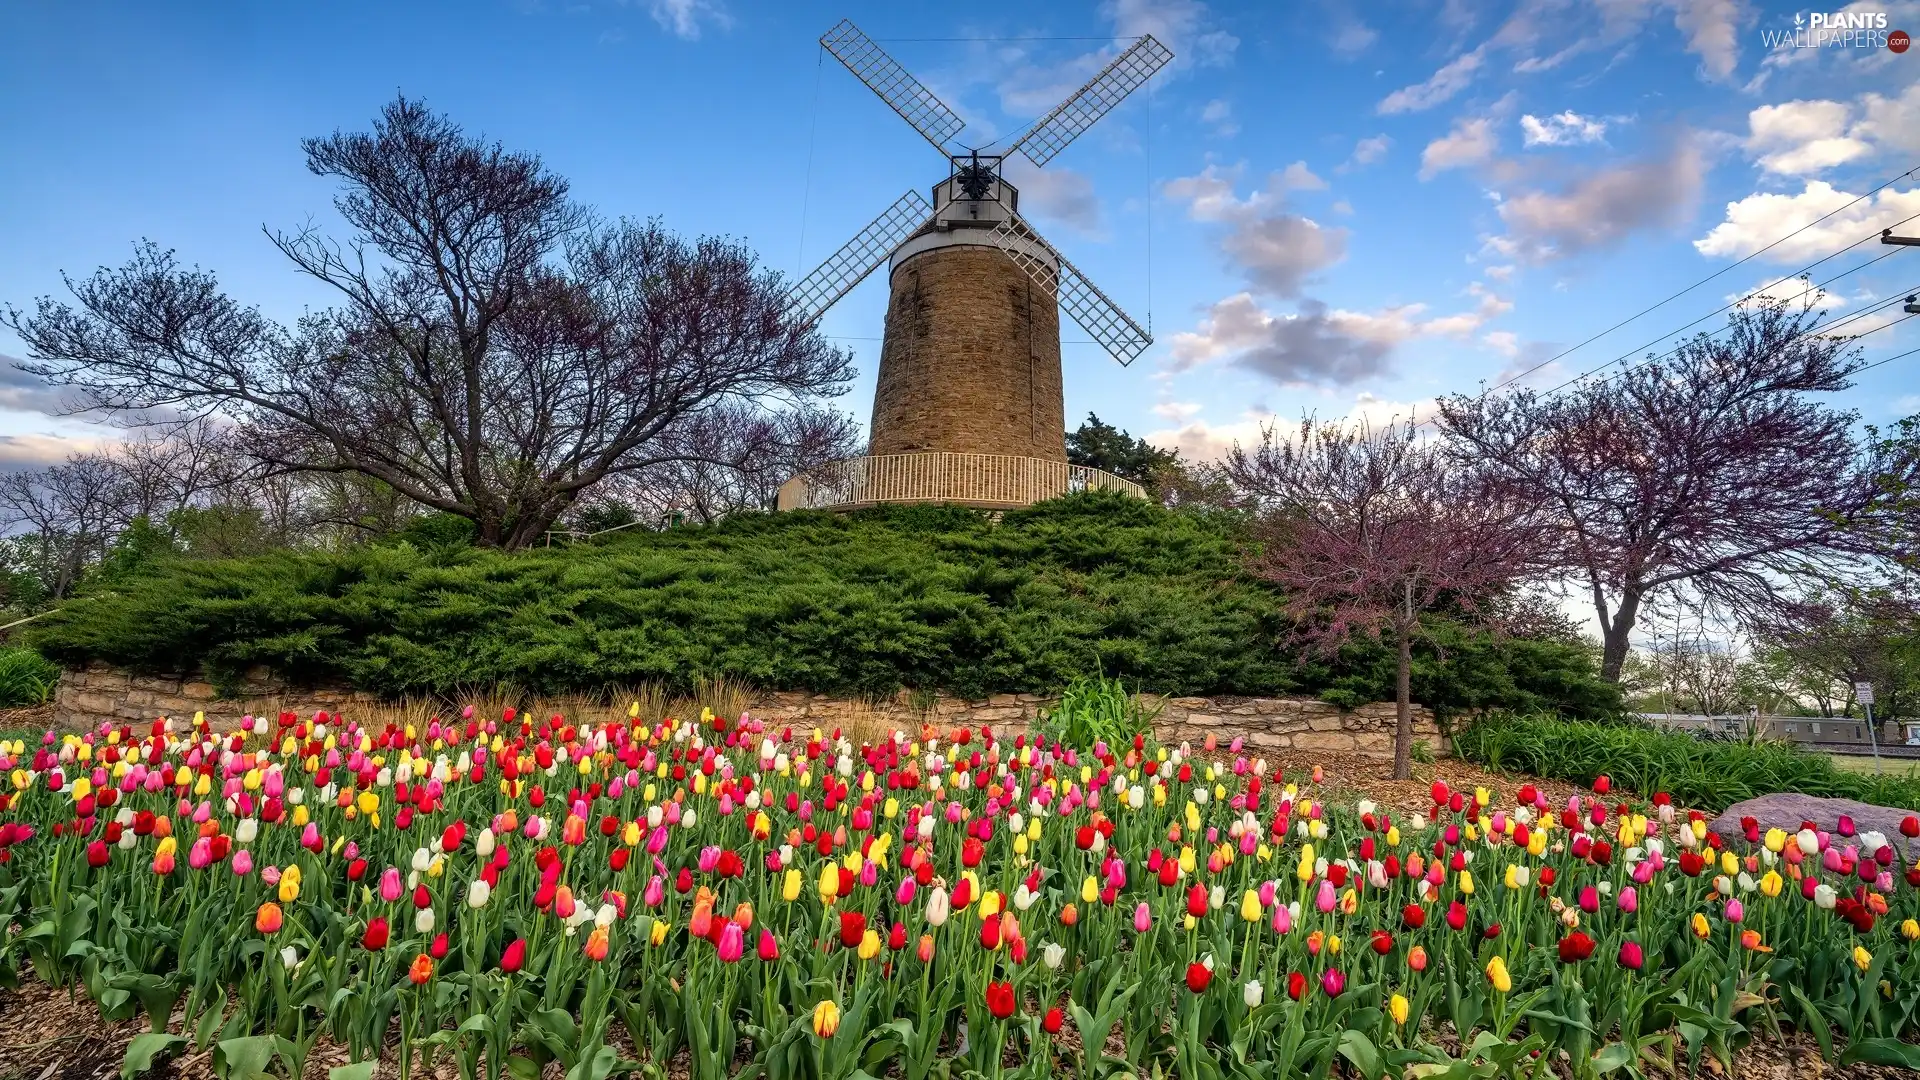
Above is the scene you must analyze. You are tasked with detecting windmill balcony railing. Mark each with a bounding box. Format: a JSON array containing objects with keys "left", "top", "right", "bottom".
[{"left": 776, "top": 451, "right": 1146, "bottom": 511}]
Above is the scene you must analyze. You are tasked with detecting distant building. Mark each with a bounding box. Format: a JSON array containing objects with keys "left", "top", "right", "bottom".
[{"left": 1641, "top": 712, "right": 1918, "bottom": 754}]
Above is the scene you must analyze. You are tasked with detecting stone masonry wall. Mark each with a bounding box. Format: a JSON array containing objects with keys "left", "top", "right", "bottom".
[{"left": 51, "top": 663, "right": 1448, "bottom": 759}]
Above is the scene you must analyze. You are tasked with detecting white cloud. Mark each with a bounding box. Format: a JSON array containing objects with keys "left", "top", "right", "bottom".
[
  {"left": 1146, "top": 409, "right": 1275, "bottom": 461},
  {"left": 1329, "top": 14, "right": 1378, "bottom": 56},
  {"left": 1102, "top": 0, "right": 1239, "bottom": 66},
  {"left": 1855, "top": 81, "right": 1920, "bottom": 156},
  {"left": 1483, "top": 330, "right": 1522, "bottom": 357},
  {"left": 1276, "top": 161, "right": 1327, "bottom": 190},
  {"left": 1200, "top": 98, "right": 1239, "bottom": 137},
  {"left": 646, "top": 0, "right": 730, "bottom": 40},
  {"left": 1151, "top": 400, "right": 1203, "bottom": 423},
  {"left": 1420, "top": 117, "right": 1498, "bottom": 179},
  {"left": 0, "top": 433, "right": 104, "bottom": 471},
  {"left": 1343, "top": 134, "right": 1392, "bottom": 171},
  {"left": 1164, "top": 166, "right": 1349, "bottom": 297},
  {"left": 1520, "top": 111, "right": 1609, "bottom": 147},
  {"left": 1002, "top": 159, "right": 1104, "bottom": 238},
  {"left": 1734, "top": 275, "right": 1847, "bottom": 311},
  {"left": 1169, "top": 287, "right": 1504, "bottom": 386},
  {"left": 1489, "top": 141, "right": 1705, "bottom": 262},
  {"left": 1744, "top": 99, "right": 1872, "bottom": 175},
  {"left": 1694, "top": 181, "right": 1920, "bottom": 263},
  {"left": 1378, "top": 47, "right": 1485, "bottom": 114},
  {"left": 1671, "top": 0, "right": 1748, "bottom": 80}
]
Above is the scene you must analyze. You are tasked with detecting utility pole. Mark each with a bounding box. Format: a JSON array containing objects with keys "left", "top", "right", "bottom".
[
  {"left": 1857, "top": 681, "right": 1882, "bottom": 775},
  {"left": 1907, "top": 295, "right": 1919, "bottom": 315},
  {"left": 1887, "top": 229, "right": 1920, "bottom": 248}
]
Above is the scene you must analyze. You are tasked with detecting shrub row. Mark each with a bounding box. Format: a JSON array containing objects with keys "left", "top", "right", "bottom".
[
  {"left": 1453, "top": 711, "right": 1920, "bottom": 812},
  {"left": 28, "top": 493, "right": 1620, "bottom": 712}
]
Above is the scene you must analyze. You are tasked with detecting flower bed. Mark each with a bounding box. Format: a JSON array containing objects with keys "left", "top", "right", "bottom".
[{"left": 0, "top": 709, "right": 1916, "bottom": 1080}]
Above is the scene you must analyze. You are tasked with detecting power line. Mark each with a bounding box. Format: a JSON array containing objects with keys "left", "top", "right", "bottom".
[
  {"left": 1565, "top": 293, "right": 1920, "bottom": 397},
  {"left": 1534, "top": 251, "right": 1919, "bottom": 398},
  {"left": 1484, "top": 163, "right": 1920, "bottom": 395}
]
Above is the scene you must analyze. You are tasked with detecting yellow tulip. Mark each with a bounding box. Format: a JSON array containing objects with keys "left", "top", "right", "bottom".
[
  {"left": 1082, "top": 876, "right": 1099, "bottom": 904},
  {"left": 1854, "top": 946, "right": 1872, "bottom": 972},
  {"left": 812, "top": 999, "right": 842, "bottom": 1038},
  {"left": 1240, "top": 889, "right": 1262, "bottom": 922},
  {"left": 818, "top": 864, "right": 840, "bottom": 903},
  {"left": 1486, "top": 956, "right": 1512, "bottom": 993},
  {"left": 1390, "top": 994, "right": 1410, "bottom": 1025},
  {"left": 1900, "top": 919, "right": 1918, "bottom": 942},
  {"left": 782, "top": 869, "right": 802, "bottom": 903},
  {"left": 1759, "top": 871, "right": 1783, "bottom": 898}
]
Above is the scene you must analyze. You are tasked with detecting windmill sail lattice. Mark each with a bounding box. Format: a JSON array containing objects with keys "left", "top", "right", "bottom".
[
  {"left": 987, "top": 216, "right": 1152, "bottom": 366},
  {"left": 820, "top": 20, "right": 966, "bottom": 153},
  {"left": 1006, "top": 36, "right": 1175, "bottom": 167},
  {"left": 789, "top": 189, "right": 933, "bottom": 327}
]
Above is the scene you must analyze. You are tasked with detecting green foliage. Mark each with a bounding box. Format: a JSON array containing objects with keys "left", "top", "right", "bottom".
[
  {"left": 1040, "top": 674, "right": 1159, "bottom": 748},
  {"left": 387, "top": 512, "right": 479, "bottom": 550},
  {"left": 1454, "top": 711, "right": 1920, "bottom": 811},
  {"left": 0, "top": 647, "right": 61, "bottom": 707},
  {"left": 1065, "top": 413, "right": 1182, "bottom": 484},
  {"left": 27, "top": 493, "right": 1618, "bottom": 710}
]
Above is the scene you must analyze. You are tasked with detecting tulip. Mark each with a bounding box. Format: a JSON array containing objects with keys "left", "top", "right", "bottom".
[
  {"left": 1242, "top": 979, "right": 1263, "bottom": 1007},
  {"left": 408, "top": 953, "right": 433, "bottom": 984},
  {"left": 1133, "top": 903, "right": 1152, "bottom": 933},
  {"left": 811, "top": 1000, "right": 841, "bottom": 1038},
  {"left": 986, "top": 980, "right": 1018, "bottom": 1018},
  {"left": 362, "top": 917, "right": 390, "bottom": 951},
  {"left": 1390, "top": 993, "right": 1409, "bottom": 1025},
  {"left": 255, "top": 902, "right": 283, "bottom": 935},
  {"left": 501, "top": 938, "right": 527, "bottom": 973},
  {"left": 1042, "top": 1007, "right": 1064, "bottom": 1034},
  {"left": 1618, "top": 941, "right": 1644, "bottom": 970},
  {"left": 1485, "top": 956, "right": 1511, "bottom": 993},
  {"left": 1407, "top": 945, "right": 1428, "bottom": 972},
  {"left": 1185, "top": 962, "right": 1213, "bottom": 993},
  {"left": 1321, "top": 968, "right": 1345, "bottom": 997}
]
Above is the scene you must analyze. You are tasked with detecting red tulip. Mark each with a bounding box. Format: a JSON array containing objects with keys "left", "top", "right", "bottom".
[
  {"left": 1901, "top": 816, "right": 1919, "bottom": 839},
  {"left": 1287, "top": 972, "right": 1306, "bottom": 1000},
  {"left": 363, "top": 917, "right": 390, "bottom": 951},
  {"left": 1185, "top": 961, "right": 1213, "bottom": 993},
  {"left": 1446, "top": 901, "right": 1468, "bottom": 931},
  {"left": 1042, "top": 1007, "right": 1064, "bottom": 1035},
  {"left": 1593, "top": 775, "right": 1611, "bottom": 795},
  {"left": 1186, "top": 884, "right": 1209, "bottom": 918},
  {"left": 1557, "top": 932, "right": 1596, "bottom": 963},
  {"left": 1618, "top": 941, "right": 1644, "bottom": 970},
  {"left": 1370, "top": 930, "right": 1393, "bottom": 956},
  {"left": 986, "top": 980, "right": 1017, "bottom": 1019},
  {"left": 839, "top": 911, "right": 866, "bottom": 950},
  {"left": 1401, "top": 904, "right": 1425, "bottom": 930},
  {"left": 86, "top": 840, "right": 109, "bottom": 868}
]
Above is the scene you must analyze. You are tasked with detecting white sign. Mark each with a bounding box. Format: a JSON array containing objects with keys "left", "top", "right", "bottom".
[{"left": 1855, "top": 682, "right": 1875, "bottom": 706}]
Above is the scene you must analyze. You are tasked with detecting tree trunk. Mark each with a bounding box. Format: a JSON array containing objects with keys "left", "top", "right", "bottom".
[
  {"left": 1598, "top": 588, "right": 1644, "bottom": 683},
  {"left": 1394, "top": 627, "right": 1414, "bottom": 781}
]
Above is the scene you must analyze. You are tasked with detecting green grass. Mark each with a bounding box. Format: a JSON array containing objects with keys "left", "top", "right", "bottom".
[
  {"left": 1829, "top": 752, "right": 1920, "bottom": 778},
  {"left": 1454, "top": 712, "right": 1920, "bottom": 812},
  {"left": 0, "top": 647, "right": 59, "bottom": 708},
  {"left": 26, "top": 493, "right": 1622, "bottom": 714}
]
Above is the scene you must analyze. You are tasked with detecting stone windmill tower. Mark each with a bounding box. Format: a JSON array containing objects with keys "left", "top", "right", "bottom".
[{"left": 777, "top": 21, "right": 1171, "bottom": 510}]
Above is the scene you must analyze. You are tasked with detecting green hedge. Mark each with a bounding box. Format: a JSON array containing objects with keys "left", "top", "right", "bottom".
[
  {"left": 28, "top": 493, "right": 1620, "bottom": 711},
  {"left": 1454, "top": 712, "right": 1920, "bottom": 811}
]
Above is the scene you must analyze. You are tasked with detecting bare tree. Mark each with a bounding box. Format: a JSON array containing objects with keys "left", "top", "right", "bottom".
[
  {"left": 611, "top": 404, "right": 862, "bottom": 527},
  {"left": 0, "top": 454, "right": 126, "bottom": 600},
  {"left": 1224, "top": 418, "right": 1550, "bottom": 779},
  {"left": 1437, "top": 299, "right": 1900, "bottom": 683},
  {"left": 4, "top": 97, "right": 851, "bottom": 548}
]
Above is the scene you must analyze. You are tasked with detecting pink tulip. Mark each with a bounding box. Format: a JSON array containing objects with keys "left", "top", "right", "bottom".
[
  {"left": 1133, "top": 903, "right": 1152, "bottom": 933},
  {"left": 1617, "top": 886, "right": 1637, "bottom": 913},
  {"left": 380, "top": 867, "right": 403, "bottom": 903},
  {"left": 643, "top": 875, "right": 665, "bottom": 908},
  {"left": 717, "top": 922, "right": 744, "bottom": 962},
  {"left": 1315, "top": 880, "right": 1336, "bottom": 914},
  {"left": 1724, "top": 899, "right": 1743, "bottom": 923},
  {"left": 1321, "top": 968, "right": 1345, "bottom": 997},
  {"left": 232, "top": 850, "right": 253, "bottom": 876},
  {"left": 1272, "top": 904, "right": 1292, "bottom": 934}
]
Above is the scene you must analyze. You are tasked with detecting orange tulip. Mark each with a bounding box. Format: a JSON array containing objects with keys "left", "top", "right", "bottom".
[
  {"left": 408, "top": 954, "right": 434, "bottom": 985},
  {"left": 585, "top": 926, "right": 610, "bottom": 961},
  {"left": 1059, "top": 903, "right": 1079, "bottom": 927},
  {"left": 255, "top": 902, "right": 284, "bottom": 935}
]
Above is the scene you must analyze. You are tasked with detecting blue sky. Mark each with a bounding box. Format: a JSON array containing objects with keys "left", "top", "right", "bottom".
[{"left": 2, "top": 0, "right": 1917, "bottom": 469}]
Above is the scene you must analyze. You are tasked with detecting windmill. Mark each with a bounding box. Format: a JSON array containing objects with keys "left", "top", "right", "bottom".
[{"left": 784, "top": 20, "right": 1170, "bottom": 504}]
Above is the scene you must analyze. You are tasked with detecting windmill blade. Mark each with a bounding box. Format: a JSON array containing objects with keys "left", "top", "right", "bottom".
[
  {"left": 789, "top": 189, "right": 934, "bottom": 327},
  {"left": 986, "top": 215, "right": 1152, "bottom": 366},
  {"left": 821, "top": 19, "right": 966, "bottom": 154},
  {"left": 1006, "top": 35, "right": 1173, "bottom": 168}
]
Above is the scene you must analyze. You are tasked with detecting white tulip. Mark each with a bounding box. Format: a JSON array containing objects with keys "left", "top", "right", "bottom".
[
  {"left": 415, "top": 908, "right": 435, "bottom": 934},
  {"left": 467, "top": 879, "right": 491, "bottom": 908},
  {"left": 1243, "top": 980, "right": 1264, "bottom": 1008}
]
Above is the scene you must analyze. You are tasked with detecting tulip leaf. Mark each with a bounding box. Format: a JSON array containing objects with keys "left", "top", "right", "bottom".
[
  {"left": 1840, "top": 1039, "right": 1920, "bottom": 1069},
  {"left": 1590, "top": 1042, "right": 1635, "bottom": 1074},
  {"left": 121, "top": 1033, "right": 187, "bottom": 1079},
  {"left": 327, "top": 1063, "right": 377, "bottom": 1080},
  {"left": 212, "top": 1035, "right": 281, "bottom": 1080},
  {"left": 1335, "top": 1030, "right": 1383, "bottom": 1080}
]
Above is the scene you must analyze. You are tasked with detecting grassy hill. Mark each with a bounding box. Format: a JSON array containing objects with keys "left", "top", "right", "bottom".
[{"left": 28, "top": 493, "right": 1620, "bottom": 716}]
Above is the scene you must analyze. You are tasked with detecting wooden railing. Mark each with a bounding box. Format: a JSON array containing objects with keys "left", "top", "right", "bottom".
[{"left": 777, "top": 452, "right": 1146, "bottom": 511}]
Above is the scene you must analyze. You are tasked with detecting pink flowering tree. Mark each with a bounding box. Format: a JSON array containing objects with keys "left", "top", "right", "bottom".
[{"left": 1224, "top": 417, "right": 1551, "bottom": 779}]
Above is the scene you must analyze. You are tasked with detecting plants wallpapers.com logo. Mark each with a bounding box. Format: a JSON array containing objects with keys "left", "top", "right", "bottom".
[{"left": 1762, "top": 11, "right": 1911, "bottom": 52}]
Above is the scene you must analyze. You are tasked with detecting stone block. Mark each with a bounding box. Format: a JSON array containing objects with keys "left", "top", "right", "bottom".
[{"left": 1292, "top": 731, "right": 1357, "bottom": 752}]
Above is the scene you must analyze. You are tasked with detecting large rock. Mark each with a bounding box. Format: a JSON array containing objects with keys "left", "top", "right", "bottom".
[{"left": 1709, "top": 794, "right": 1920, "bottom": 864}]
